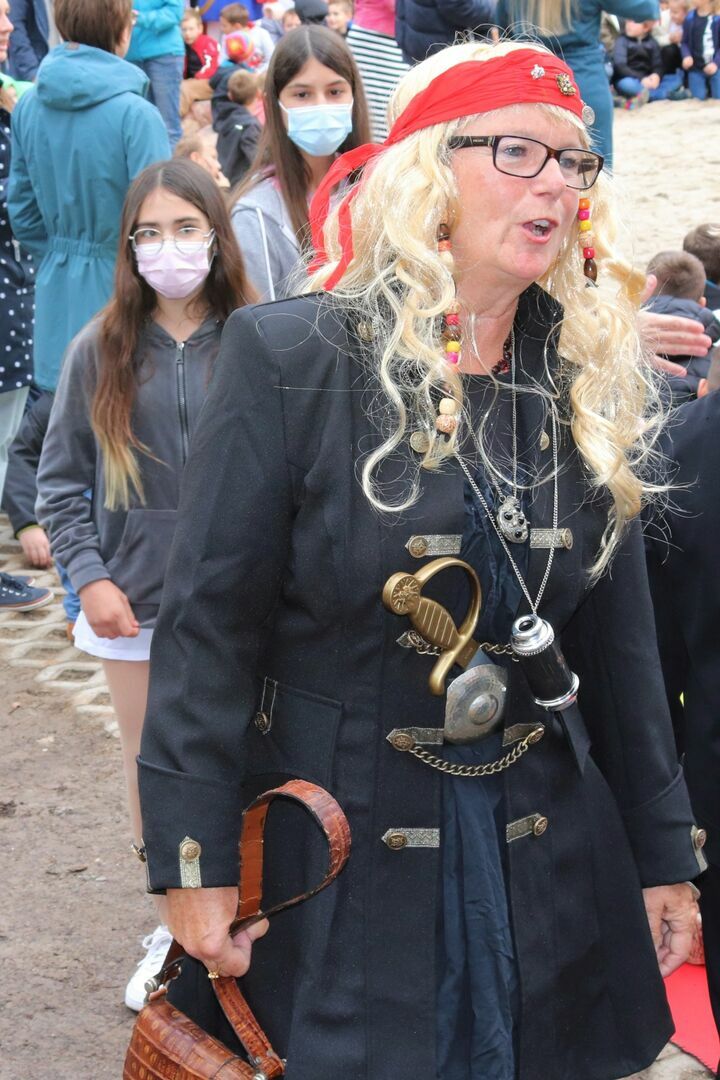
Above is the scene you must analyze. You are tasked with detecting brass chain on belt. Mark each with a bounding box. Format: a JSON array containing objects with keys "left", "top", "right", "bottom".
[{"left": 402, "top": 727, "right": 543, "bottom": 777}]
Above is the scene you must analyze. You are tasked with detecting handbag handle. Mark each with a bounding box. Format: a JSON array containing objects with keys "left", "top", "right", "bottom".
[{"left": 152, "top": 779, "right": 351, "bottom": 1079}]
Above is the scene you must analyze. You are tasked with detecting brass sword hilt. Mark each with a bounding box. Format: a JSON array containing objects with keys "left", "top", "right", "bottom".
[{"left": 382, "top": 557, "right": 482, "bottom": 696}]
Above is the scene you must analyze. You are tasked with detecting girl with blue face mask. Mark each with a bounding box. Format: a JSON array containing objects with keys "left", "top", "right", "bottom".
[{"left": 230, "top": 25, "right": 371, "bottom": 300}]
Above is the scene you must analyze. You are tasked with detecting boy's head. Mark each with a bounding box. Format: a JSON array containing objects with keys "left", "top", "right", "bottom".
[
  {"left": 173, "top": 132, "right": 222, "bottom": 184},
  {"left": 668, "top": 0, "right": 688, "bottom": 21},
  {"left": 647, "top": 250, "right": 707, "bottom": 303},
  {"left": 220, "top": 3, "right": 249, "bottom": 34},
  {"left": 326, "top": 0, "right": 353, "bottom": 33},
  {"left": 624, "top": 18, "right": 655, "bottom": 36},
  {"left": 181, "top": 8, "right": 203, "bottom": 45},
  {"left": 684, "top": 223, "right": 720, "bottom": 285},
  {"left": 282, "top": 7, "right": 301, "bottom": 29},
  {"left": 227, "top": 68, "right": 258, "bottom": 105}
]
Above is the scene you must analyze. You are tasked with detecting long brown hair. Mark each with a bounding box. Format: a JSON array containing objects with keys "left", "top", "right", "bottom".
[
  {"left": 93, "top": 159, "right": 256, "bottom": 510},
  {"left": 233, "top": 25, "right": 371, "bottom": 246}
]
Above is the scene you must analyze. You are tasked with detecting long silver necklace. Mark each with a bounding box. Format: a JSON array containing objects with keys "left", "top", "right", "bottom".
[
  {"left": 493, "top": 335, "right": 530, "bottom": 544},
  {"left": 457, "top": 401, "right": 560, "bottom": 616}
]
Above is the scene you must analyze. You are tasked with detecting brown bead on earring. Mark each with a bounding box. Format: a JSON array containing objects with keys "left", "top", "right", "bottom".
[{"left": 577, "top": 197, "right": 598, "bottom": 286}]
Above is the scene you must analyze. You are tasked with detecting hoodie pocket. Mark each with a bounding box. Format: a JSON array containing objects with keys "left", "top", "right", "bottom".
[{"left": 105, "top": 508, "right": 178, "bottom": 609}]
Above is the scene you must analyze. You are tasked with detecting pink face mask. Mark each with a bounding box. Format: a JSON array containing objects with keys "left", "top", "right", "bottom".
[{"left": 135, "top": 240, "right": 214, "bottom": 300}]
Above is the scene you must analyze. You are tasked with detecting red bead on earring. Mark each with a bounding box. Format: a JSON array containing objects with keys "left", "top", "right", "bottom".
[{"left": 577, "top": 198, "right": 598, "bottom": 285}]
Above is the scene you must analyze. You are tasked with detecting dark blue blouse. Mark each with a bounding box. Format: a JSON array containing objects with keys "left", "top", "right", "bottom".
[{"left": 436, "top": 376, "right": 531, "bottom": 1080}]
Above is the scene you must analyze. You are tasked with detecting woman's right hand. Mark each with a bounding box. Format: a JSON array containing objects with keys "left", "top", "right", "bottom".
[
  {"left": 79, "top": 579, "right": 140, "bottom": 638},
  {"left": 682, "top": 56, "right": 694, "bottom": 69},
  {"left": 166, "top": 886, "right": 269, "bottom": 978}
]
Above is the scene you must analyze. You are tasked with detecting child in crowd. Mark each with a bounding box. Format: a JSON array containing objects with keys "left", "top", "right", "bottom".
[
  {"left": 654, "top": 0, "right": 690, "bottom": 83},
  {"left": 219, "top": 2, "right": 275, "bottom": 70},
  {"left": 230, "top": 24, "right": 370, "bottom": 299},
  {"left": 645, "top": 249, "right": 720, "bottom": 401},
  {"left": 214, "top": 69, "right": 263, "bottom": 185},
  {"left": 681, "top": 0, "right": 720, "bottom": 98},
  {"left": 612, "top": 19, "right": 666, "bottom": 104},
  {"left": 174, "top": 131, "right": 224, "bottom": 184},
  {"left": 327, "top": 0, "right": 353, "bottom": 35},
  {"left": 36, "top": 159, "right": 256, "bottom": 1012},
  {"left": 179, "top": 7, "right": 220, "bottom": 118},
  {"left": 684, "top": 222, "right": 720, "bottom": 309},
  {"left": 259, "top": 1, "right": 286, "bottom": 42},
  {"left": 282, "top": 6, "right": 302, "bottom": 29}
]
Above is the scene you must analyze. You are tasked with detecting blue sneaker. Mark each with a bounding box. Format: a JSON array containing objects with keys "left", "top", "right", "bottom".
[{"left": 0, "top": 572, "right": 53, "bottom": 611}]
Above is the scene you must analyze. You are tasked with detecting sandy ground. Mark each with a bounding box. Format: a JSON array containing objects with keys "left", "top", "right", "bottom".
[
  {"left": 612, "top": 99, "right": 720, "bottom": 271},
  {"left": 2, "top": 103, "right": 719, "bottom": 1080}
]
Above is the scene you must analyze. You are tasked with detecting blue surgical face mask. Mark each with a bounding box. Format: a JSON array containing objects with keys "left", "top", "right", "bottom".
[{"left": 281, "top": 100, "right": 354, "bottom": 157}]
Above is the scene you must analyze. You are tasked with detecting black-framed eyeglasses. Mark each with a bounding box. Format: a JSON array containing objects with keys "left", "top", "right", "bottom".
[{"left": 447, "top": 135, "right": 604, "bottom": 191}]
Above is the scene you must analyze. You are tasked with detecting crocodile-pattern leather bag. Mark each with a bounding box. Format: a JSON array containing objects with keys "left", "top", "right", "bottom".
[{"left": 124, "top": 780, "right": 351, "bottom": 1079}]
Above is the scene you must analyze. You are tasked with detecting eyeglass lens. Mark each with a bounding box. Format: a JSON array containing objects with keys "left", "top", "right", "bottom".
[
  {"left": 494, "top": 137, "right": 601, "bottom": 189},
  {"left": 131, "top": 228, "right": 209, "bottom": 256}
]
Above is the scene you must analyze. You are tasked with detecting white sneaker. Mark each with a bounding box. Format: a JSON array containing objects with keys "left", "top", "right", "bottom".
[{"left": 124, "top": 925, "right": 173, "bottom": 1011}]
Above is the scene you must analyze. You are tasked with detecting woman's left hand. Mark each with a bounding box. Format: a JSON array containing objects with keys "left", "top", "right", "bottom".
[{"left": 642, "top": 883, "right": 699, "bottom": 977}]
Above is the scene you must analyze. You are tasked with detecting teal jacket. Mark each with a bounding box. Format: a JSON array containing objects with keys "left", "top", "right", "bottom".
[
  {"left": 7, "top": 45, "right": 170, "bottom": 391},
  {"left": 125, "top": 0, "right": 185, "bottom": 62}
]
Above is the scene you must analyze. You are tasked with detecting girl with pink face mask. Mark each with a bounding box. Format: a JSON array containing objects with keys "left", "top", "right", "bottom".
[{"left": 36, "top": 158, "right": 256, "bottom": 1011}]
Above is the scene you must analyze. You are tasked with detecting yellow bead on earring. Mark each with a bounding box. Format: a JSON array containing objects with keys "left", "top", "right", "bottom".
[{"left": 578, "top": 198, "right": 597, "bottom": 285}]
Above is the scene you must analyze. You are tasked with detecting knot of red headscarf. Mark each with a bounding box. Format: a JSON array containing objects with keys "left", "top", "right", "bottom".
[{"left": 308, "top": 48, "right": 586, "bottom": 290}]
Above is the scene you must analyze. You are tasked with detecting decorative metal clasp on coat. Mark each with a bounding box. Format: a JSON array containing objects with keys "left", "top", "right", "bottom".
[{"left": 382, "top": 557, "right": 481, "bottom": 695}]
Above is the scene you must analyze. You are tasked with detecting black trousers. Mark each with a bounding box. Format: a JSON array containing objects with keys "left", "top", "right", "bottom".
[{"left": 700, "top": 861, "right": 720, "bottom": 1079}]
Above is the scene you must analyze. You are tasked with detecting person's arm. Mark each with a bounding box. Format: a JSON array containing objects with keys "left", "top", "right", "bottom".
[
  {"left": 230, "top": 201, "right": 291, "bottom": 301},
  {"left": 612, "top": 36, "right": 634, "bottom": 79},
  {"left": 712, "top": 17, "right": 720, "bottom": 68},
  {"left": 680, "top": 14, "right": 692, "bottom": 60},
  {"left": 122, "top": 99, "right": 171, "bottom": 179},
  {"left": 602, "top": 0, "right": 659, "bottom": 22},
  {"left": 228, "top": 121, "right": 262, "bottom": 186},
  {"left": 138, "top": 306, "right": 295, "bottom": 891},
  {"left": 1, "top": 391, "right": 52, "bottom": 536},
  {"left": 436, "top": 0, "right": 495, "bottom": 32},
  {"left": 197, "top": 35, "right": 220, "bottom": 78},
  {"left": 6, "top": 0, "right": 42, "bottom": 81},
  {"left": 562, "top": 518, "right": 706, "bottom": 888},
  {"left": 6, "top": 95, "right": 48, "bottom": 256},
  {"left": 134, "top": 0, "right": 186, "bottom": 34},
  {"left": 650, "top": 38, "right": 664, "bottom": 77},
  {"left": 35, "top": 329, "right": 109, "bottom": 592}
]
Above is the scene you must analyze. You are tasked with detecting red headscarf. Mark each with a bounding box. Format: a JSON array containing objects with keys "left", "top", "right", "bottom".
[{"left": 308, "top": 48, "right": 589, "bottom": 290}]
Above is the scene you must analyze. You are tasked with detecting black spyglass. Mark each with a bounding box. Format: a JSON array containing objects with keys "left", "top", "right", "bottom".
[{"left": 447, "top": 134, "right": 604, "bottom": 191}]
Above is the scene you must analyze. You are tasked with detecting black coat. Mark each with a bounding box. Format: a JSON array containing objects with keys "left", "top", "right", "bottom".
[
  {"left": 213, "top": 98, "right": 262, "bottom": 187},
  {"left": 139, "top": 287, "right": 704, "bottom": 1080},
  {"left": 395, "top": 0, "right": 494, "bottom": 65},
  {"left": 646, "top": 392, "right": 720, "bottom": 868}
]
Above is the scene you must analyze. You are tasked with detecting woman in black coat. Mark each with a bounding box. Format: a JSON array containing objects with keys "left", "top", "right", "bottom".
[{"left": 137, "top": 40, "right": 705, "bottom": 1080}]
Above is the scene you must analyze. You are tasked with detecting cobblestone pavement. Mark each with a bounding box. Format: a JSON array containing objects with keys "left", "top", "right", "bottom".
[{"left": 0, "top": 514, "right": 713, "bottom": 1079}]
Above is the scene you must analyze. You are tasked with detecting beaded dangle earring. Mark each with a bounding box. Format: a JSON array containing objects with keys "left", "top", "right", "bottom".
[
  {"left": 577, "top": 198, "right": 597, "bottom": 285},
  {"left": 436, "top": 222, "right": 460, "bottom": 436}
]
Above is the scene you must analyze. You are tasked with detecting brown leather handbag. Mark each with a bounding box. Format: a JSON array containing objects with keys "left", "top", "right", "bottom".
[{"left": 124, "top": 779, "right": 351, "bottom": 1079}]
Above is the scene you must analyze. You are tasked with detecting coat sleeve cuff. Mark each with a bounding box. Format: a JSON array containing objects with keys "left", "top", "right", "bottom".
[
  {"left": 137, "top": 757, "right": 244, "bottom": 892},
  {"left": 66, "top": 555, "right": 111, "bottom": 595},
  {"left": 622, "top": 765, "right": 709, "bottom": 886}
]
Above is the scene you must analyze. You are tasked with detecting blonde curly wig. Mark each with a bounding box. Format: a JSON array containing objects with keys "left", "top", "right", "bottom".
[{"left": 306, "top": 39, "right": 660, "bottom": 578}]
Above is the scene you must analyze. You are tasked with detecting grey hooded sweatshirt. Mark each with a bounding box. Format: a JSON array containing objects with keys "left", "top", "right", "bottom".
[{"left": 36, "top": 315, "right": 223, "bottom": 627}]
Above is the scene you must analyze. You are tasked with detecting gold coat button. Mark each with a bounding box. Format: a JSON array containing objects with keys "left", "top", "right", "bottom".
[
  {"left": 389, "top": 732, "right": 414, "bottom": 751},
  {"left": 385, "top": 831, "right": 408, "bottom": 850},
  {"left": 356, "top": 320, "right": 374, "bottom": 341},
  {"left": 408, "top": 536, "right": 429, "bottom": 558},
  {"left": 693, "top": 827, "right": 707, "bottom": 850},
  {"left": 254, "top": 711, "right": 271, "bottom": 734},
  {"left": 533, "top": 816, "right": 549, "bottom": 837},
  {"left": 539, "top": 430, "right": 550, "bottom": 451},
  {"left": 180, "top": 839, "right": 202, "bottom": 862}
]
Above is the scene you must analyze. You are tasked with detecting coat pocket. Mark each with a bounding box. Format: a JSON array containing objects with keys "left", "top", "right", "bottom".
[
  {"left": 105, "top": 508, "right": 178, "bottom": 610},
  {"left": 244, "top": 680, "right": 342, "bottom": 789}
]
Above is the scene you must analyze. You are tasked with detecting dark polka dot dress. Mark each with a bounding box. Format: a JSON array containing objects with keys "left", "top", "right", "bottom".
[{"left": 0, "top": 108, "right": 35, "bottom": 396}]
